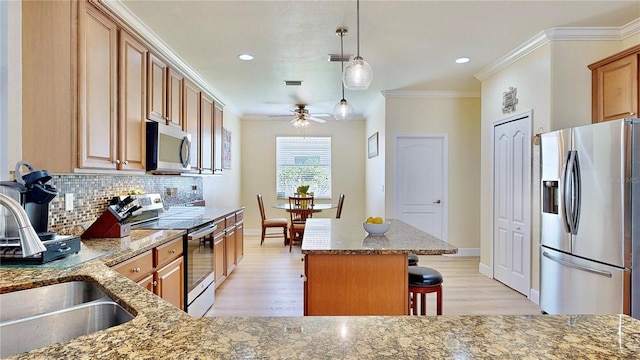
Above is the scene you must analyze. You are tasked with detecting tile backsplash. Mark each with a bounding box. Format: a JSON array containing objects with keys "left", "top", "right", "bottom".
[{"left": 36, "top": 174, "right": 203, "bottom": 233}]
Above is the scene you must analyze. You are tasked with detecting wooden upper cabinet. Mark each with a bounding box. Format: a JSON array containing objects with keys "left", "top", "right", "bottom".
[
  {"left": 200, "top": 94, "right": 215, "bottom": 174},
  {"left": 77, "top": 3, "right": 118, "bottom": 170},
  {"left": 168, "top": 69, "right": 184, "bottom": 128},
  {"left": 213, "top": 105, "right": 224, "bottom": 174},
  {"left": 147, "top": 53, "right": 168, "bottom": 123},
  {"left": 118, "top": 31, "right": 148, "bottom": 171},
  {"left": 589, "top": 45, "right": 640, "bottom": 123},
  {"left": 183, "top": 80, "right": 201, "bottom": 171}
]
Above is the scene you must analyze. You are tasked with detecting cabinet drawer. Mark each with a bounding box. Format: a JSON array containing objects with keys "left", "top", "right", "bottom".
[
  {"left": 113, "top": 251, "right": 153, "bottom": 282},
  {"left": 225, "top": 214, "right": 236, "bottom": 229},
  {"left": 213, "top": 218, "right": 225, "bottom": 237},
  {"left": 235, "top": 210, "right": 243, "bottom": 223},
  {"left": 154, "top": 237, "right": 183, "bottom": 268}
]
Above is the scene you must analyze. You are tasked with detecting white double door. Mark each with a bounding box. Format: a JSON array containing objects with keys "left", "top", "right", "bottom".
[
  {"left": 493, "top": 115, "right": 531, "bottom": 296},
  {"left": 394, "top": 134, "right": 446, "bottom": 240}
]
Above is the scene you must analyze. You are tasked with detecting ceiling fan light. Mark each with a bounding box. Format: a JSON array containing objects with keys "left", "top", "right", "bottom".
[
  {"left": 333, "top": 99, "right": 354, "bottom": 121},
  {"left": 292, "top": 118, "right": 310, "bottom": 128},
  {"left": 342, "top": 56, "right": 372, "bottom": 90}
]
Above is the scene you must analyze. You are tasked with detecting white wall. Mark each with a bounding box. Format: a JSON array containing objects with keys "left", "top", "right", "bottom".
[
  {"left": 202, "top": 110, "right": 242, "bottom": 209},
  {"left": 2, "top": 0, "right": 21, "bottom": 179},
  {"left": 383, "top": 94, "right": 481, "bottom": 249},
  {"left": 365, "top": 94, "right": 386, "bottom": 218},
  {"left": 241, "top": 117, "right": 366, "bottom": 232}
]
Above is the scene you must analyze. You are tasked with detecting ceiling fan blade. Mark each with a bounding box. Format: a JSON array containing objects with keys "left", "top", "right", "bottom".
[
  {"left": 308, "top": 116, "right": 326, "bottom": 123},
  {"left": 289, "top": 118, "right": 297, "bottom": 124}
]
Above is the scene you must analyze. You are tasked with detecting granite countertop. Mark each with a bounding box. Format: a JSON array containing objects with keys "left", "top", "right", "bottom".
[
  {"left": 1, "top": 229, "right": 640, "bottom": 359},
  {"left": 301, "top": 218, "right": 458, "bottom": 255}
]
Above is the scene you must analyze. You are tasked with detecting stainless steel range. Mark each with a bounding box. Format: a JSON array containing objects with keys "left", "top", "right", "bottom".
[{"left": 121, "top": 194, "right": 218, "bottom": 317}]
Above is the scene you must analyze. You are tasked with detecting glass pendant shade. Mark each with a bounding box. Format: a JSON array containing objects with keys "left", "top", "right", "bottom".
[
  {"left": 342, "top": 56, "right": 373, "bottom": 90},
  {"left": 333, "top": 99, "right": 354, "bottom": 121}
]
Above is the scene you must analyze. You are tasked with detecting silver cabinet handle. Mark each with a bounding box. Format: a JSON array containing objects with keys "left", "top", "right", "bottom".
[{"left": 433, "top": 200, "right": 441, "bottom": 204}]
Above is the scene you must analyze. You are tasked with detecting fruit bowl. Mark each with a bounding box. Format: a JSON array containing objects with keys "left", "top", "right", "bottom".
[{"left": 363, "top": 221, "right": 391, "bottom": 236}]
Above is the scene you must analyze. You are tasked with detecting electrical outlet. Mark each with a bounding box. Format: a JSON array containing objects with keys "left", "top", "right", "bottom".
[{"left": 65, "top": 193, "right": 74, "bottom": 211}]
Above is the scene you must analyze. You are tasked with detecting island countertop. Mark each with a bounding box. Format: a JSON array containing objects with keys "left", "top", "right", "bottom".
[
  {"left": 301, "top": 218, "right": 458, "bottom": 255},
  {"left": 2, "top": 230, "right": 640, "bottom": 358}
]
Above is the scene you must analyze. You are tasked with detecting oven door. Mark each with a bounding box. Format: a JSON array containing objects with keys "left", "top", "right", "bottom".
[{"left": 186, "top": 222, "right": 217, "bottom": 317}]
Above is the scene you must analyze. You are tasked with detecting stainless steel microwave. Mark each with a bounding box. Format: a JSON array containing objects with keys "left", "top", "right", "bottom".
[{"left": 146, "top": 121, "right": 191, "bottom": 173}]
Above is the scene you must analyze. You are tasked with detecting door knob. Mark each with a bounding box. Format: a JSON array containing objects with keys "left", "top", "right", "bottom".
[{"left": 433, "top": 200, "right": 441, "bottom": 204}]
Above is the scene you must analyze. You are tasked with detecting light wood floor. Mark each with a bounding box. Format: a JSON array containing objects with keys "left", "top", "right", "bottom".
[{"left": 204, "top": 235, "right": 541, "bottom": 317}]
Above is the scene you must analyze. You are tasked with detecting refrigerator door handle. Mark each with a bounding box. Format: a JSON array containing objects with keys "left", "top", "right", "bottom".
[
  {"left": 542, "top": 251, "right": 612, "bottom": 278},
  {"left": 562, "top": 151, "right": 575, "bottom": 234},
  {"left": 571, "top": 151, "right": 581, "bottom": 233}
]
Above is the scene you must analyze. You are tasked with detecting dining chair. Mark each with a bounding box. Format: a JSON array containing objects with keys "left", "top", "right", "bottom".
[
  {"left": 288, "top": 195, "right": 315, "bottom": 252},
  {"left": 257, "top": 193, "right": 288, "bottom": 246},
  {"left": 336, "top": 193, "right": 345, "bottom": 219}
]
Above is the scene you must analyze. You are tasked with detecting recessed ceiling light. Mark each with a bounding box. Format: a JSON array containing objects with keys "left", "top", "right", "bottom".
[
  {"left": 455, "top": 57, "right": 470, "bottom": 64},
  {"left": 239, "top": 54, "right": 254, "bottom": 61}
]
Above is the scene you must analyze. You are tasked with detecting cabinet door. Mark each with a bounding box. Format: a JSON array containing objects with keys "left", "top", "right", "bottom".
[
  {"left": 118, "top": 31, "right": 147, "bottom": 171},
  {"left": 213, "top": 105, "right": 224, "bottom": 174},
  {"left": 225, "top": 226, "right": 236, "bottom": 275},
  {"left": 213, "top": 233, "right": 226, "bottom": 288},
  {"left": 167, "top": 69, "right": 184, "bottom": 128},
  {"left": 183, "top": 80, "right": 201, "bottom": 171},
  {"left": 155, "top": 256, "right": 185, "bottom": 310},
  {"left": 595, "top": 54, "right": 638, "bottom": 122},
  {"left": 147, "top": 53, "right": 167, "bottom": 122},
  {"left": 235, "top": 221, "right": 244, "bottom": 264},
  {"left": 77, "top": 4, "right": 118, "bottom": 169},
  {"left": 200, "top": 94, "right": 215, "bottom": 174},
  {"left": 138, "top": 274, "right": 155, "bottom": 293}
]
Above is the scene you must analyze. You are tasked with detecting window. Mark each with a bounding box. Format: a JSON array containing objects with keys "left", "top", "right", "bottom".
[{"left": 276, "top": 137, "right": 331, "bottom": 199}]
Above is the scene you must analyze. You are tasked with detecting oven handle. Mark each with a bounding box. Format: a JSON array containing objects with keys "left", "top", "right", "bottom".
[{"left": 188, "top": 224, "right": 218, "bottom": 241}]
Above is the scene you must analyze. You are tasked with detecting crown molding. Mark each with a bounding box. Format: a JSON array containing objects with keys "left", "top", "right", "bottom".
[
  {"left": 381, "top": 90, "right": 480, "bottom": 99},
  {"left": 474, "top": 18, "right": 640, "bottom": 81}
]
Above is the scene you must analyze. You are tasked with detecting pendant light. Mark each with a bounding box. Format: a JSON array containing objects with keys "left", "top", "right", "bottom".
[
  {"left": 333, "top": 28, "right": 354, "bottom": 121},
  {"left": 342, "top": 0, "right": 373, "bottom": 90}
]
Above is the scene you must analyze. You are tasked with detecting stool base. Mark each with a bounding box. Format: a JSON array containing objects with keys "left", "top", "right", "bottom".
[{"left": 409, "top": 284, "right": 442, "bottom": 315}]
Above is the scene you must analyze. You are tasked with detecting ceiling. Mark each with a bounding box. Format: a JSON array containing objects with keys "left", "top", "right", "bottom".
[{"left": 113, "top": 1, "right": 639, "bottom": 121}]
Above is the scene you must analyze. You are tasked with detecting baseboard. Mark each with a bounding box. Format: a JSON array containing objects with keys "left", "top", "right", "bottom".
[
  {"left": 245, "top": 229, "right": 261, "bottom": 236},
  {"left": 529, "top": 288, "right": 540, "bottom": 305},
  {"left": 442, "top": 248, "right": 480, "bottom": 257},
  {"left": 478, "top": 262, "right": 493, "bottom": 278}
]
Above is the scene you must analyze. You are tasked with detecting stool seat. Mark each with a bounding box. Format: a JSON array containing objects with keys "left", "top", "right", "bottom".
[
  {"left": 408, "top": 266, "right": 443, "bottom": 286},
  {"left": 408, "top": 253, "right": 419, "bottom": 266}
]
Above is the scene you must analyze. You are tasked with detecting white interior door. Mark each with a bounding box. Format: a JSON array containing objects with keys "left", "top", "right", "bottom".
[
  {"left": 493, "top": 115, "right": 531, "bottom": 296},
  {"left": 394, "top": 135, "right": 447, "bottom": 240}
]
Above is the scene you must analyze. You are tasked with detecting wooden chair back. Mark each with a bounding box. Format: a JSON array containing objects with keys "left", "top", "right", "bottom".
[
  {"left": 257, "top": 193, "right": 267, "bottom": 221},
  {"left": 336, "top": 193, "right": 345, "bottom": 219},
  {"left": 288, "top": 196, "right": 315, "bottom": 223}
]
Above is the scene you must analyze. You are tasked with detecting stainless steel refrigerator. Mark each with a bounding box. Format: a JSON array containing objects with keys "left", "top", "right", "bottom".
[{"left": 539, "top": 118, "right": 639, "bottom": 319}]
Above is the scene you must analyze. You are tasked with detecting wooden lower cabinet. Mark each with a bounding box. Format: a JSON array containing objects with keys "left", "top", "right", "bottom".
[
  {"left": 112, "top": 237, "right": 184, "bottom": 310},
  {"left": 304, "top": 253, "right": 408, "bottom": 316},
  {"left": 225, "top": 225, "right": 237, "bottom": 275},
  {"left": 155, "top": 256, "right": 184, "bottom": 309},
  {"left": 213, "top": 231, "right": 226, "bottom": 289}
]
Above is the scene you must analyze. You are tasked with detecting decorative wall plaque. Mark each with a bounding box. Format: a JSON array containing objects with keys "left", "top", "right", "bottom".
[{"left": 502, "top": 86, "right": 519, "bottom": 114}]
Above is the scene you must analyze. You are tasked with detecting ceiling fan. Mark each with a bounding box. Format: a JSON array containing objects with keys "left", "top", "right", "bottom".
[{"left": 272, "top": 105, "right": 329, "bottom": 128}]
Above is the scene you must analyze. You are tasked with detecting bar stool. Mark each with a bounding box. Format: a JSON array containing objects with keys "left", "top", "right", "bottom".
[
  {"left": 408, "top": 253, "right": 419, "bottom": 266},
  {"left": 408, "top": 266, "right": 443, "bottom": 315}
]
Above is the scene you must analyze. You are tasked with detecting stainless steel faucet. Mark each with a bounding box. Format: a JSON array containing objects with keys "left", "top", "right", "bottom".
[{"left": 0, "top": 193, "right": 46, "bottom": 256}]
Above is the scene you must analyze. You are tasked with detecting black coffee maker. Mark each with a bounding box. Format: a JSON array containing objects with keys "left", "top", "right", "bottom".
[{"left": 0, "top": 161, "right": 58, "bottom": 239}]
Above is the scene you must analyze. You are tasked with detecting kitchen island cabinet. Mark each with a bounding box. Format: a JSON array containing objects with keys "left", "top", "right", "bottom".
[{"left": 302, "top": 219, "right": 457, "bottom": 316}]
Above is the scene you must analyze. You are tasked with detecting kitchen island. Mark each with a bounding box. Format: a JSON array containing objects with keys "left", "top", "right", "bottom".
[
  {"left": 301, "top": 218, "right": 458, "bottom": 315},
  {"left": 1, "top": 229, "right": 640, "bottom": 358}
]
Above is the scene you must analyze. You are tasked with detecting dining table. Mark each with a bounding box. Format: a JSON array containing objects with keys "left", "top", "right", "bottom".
[{"left": 271, "top": 203, "right": 337, "bottom": 212}]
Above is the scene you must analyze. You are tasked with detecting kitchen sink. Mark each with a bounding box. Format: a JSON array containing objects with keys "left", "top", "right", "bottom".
[
  {"left": 0, "top": 280, "right": 108, "bottom": 322},
  {"left": 0, "top": 281, "right": 135, "bottom": 357}
]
